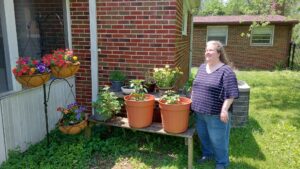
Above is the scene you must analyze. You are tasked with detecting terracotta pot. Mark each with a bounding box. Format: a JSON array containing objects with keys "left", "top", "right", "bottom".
[
  {"left": 159, "top": 97, "right": 192, "bottom": 133},
  {"left": 15, "top": 73, "right": 51, "bottom": 88},
  {"left": 124, "top": 94, "right": 155, "bottom": 128},
  {"left": 51, "top": 63, "right": 80, "bottom": 78},
  {"left": 59, "top": 120, "right": 87, "bottom": 135}
]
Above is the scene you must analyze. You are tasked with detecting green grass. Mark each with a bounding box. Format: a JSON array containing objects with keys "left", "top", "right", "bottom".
[{"left": 1, "top": 71, "right": 300, "bottom": 169}]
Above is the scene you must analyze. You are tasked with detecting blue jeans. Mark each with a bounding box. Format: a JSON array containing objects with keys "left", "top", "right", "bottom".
[{"left": 195, "top": 112, "right": 231, "bottom": 167}]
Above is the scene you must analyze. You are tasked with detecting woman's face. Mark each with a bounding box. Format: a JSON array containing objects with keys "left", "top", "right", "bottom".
[{"left": 205, "top": 43, "right": 220, "bottom": 63}]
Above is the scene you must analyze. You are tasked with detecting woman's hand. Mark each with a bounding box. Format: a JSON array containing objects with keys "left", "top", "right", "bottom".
[{"left": 220, "top": 109, "right": 229, "bottom": 123}]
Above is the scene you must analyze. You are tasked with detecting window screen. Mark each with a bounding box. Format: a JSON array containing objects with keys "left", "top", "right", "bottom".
[{"left": 207, "top": 26, "right": 228, "bottom": 45}]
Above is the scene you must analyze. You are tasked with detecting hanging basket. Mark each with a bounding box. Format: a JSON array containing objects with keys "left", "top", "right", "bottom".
[
  {"left": 58, "top": 120, "right": 87, "bottom": 135},
  {"left": 15, "top": 73, "right": 51, "bottom": 88},
  {"left": 51, "top": 63, "right": 80, "bottom": 78}
]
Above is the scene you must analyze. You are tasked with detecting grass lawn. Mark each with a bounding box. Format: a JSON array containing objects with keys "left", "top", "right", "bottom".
[{"left": 1, "top": 71, "right": 300, "bottom": 169}]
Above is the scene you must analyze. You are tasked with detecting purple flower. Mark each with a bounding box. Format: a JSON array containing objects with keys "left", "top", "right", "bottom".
[
  {"left": 36, "top": 63, "right": 47, "bottom": 73},
  {"left": 76, "top": 112, "right": 81, "bottom": 120}
]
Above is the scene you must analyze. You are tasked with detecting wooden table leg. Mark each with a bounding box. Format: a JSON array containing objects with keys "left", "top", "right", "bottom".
[{"left": 188, "top": 137, "right": 193, "bottom": 169}]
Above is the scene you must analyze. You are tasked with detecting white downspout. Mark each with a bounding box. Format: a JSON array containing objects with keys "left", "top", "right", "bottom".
[
  {"left": 89, "top": 0, "right": 98, "bottom": 114},
  {"left": 63, "top": 0, "right": 72, "bottom": 49}
]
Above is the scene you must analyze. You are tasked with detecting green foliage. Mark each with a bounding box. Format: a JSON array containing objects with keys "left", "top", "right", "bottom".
[
  {"left": 153, "top": 65, "right": 183, "bottom": 88},
  {"left": 109, "top": 70, "right": 126, "bottom": 81},
  {"left": 160, "top": 90, "right": 180, "bottom": 104},
  {"left": 129, "top": 79, "right": 147, "bottom": 101},
  {"left": 92, "top": 86, "right": 122, "bottom": 120},
  {"left": 198, "top": 0, "right": 225, "bottom": 16}
]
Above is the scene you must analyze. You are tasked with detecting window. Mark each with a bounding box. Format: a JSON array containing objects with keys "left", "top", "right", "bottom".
[
  {"left": 207, "top": 26, "right": 228, "bottom": 45},
  {"left": 182, "top": 1, "right": 188, "bottom": 35},
  {"left": 251, "top": 26, "right": 274, "bottom": 46}
]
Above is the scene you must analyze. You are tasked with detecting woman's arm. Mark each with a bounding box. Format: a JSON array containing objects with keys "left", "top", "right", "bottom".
[{"left": 220, "top": 98, "right": 234, "bottom": 123}]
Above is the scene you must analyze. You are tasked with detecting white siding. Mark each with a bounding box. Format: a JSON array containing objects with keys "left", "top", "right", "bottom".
[{"left": 0, "top": 77, "right": 75, "bottom": 164}]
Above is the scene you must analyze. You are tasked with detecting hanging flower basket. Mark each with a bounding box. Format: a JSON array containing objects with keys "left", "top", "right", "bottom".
[
  {"left": 15, "top": 73, "right": 51, "bottom": 88},
  {"left": 58, "top": 120, "right": 87, "bottom": 135},
  {"left": 51, "top": 63, "right": 80, "bottom": 78}
]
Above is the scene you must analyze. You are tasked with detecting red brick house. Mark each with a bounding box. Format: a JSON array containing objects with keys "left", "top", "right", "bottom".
[{"left": 192, "top": 15, "right": 299, "bottom": 69}]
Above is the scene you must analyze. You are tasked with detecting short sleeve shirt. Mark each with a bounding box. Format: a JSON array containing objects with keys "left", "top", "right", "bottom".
[{"left": 191, "top": 64, "right": 239, "bottom": 115}]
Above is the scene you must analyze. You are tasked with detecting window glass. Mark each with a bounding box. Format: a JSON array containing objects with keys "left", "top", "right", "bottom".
[
  {"left": 0, "top": 16, "right": 9, "bottom": 93},
  {"left": 251, "top": 26, "right": 274, "bottom": 46},
  {"left": 14, "top": 0, "right": 41, "bottom": 59},
  {"left": 207, "top": 26, "right": 228, "bottom": 45}
]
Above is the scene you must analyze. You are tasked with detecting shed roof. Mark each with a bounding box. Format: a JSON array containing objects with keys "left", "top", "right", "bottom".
[{"left": 193, "top": 15, "right": 299, "bottom": 25}]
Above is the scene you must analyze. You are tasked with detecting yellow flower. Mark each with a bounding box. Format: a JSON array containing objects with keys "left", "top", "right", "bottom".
[
  {"left": 73, "top": 56, "right": 78, "bottom": 61},
  {"left": 30, "top": 68, "right": 36, "bottom": 73}
]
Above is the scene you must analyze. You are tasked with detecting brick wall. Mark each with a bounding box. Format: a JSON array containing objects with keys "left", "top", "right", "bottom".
[
  {"left": 70, "top": 0, "right": 192, "bottom": 111},
  {"left": 175, "top": 0, "right": 191, "bottom": 86},
  {"left": 97, "top": 0, "right": 187, "bottom": 85},
  {"left": 70, "top": 0, "right": 92, "bottom": 110},
  {"left": 192, "top": 24, "right": 292, "bottom": 70}
]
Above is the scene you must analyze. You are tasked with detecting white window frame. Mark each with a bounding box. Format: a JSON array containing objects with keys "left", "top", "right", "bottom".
[
  {"left": 182, "top": 0, "right": 188, "bottom": 36},
  {"left": 206, "top": 26, "right": 228, "bottom": 46},
  {"left": 250, "top": 26, "right": 274, "bottom": 46}
]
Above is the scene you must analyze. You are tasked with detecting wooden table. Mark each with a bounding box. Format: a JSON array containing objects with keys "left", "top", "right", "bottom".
[{"left": 85, "top": 116, "right": 195, "bottom": 169}]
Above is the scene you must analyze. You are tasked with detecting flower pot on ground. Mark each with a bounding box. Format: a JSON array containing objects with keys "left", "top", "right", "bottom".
[
  {"left": 159, "top": 90, "right": 192, "bottom": 133},
  {"left": 92, "top": 86, "right": 122, "bottom": 121},
  {"left": 109, "top": 70, "right": 126, "bottom": 92},
  {"left": 12, "top": 57, "right": 51, "bottom": 88},
  {"left": 42, "top": 49, "right": 80, "bottom": 78},
  {"left": 57, "top": 102, "right": 87, "bottom": 135},
  {"left": 124, "top": 79, "right": 155, "bottom": 128}
]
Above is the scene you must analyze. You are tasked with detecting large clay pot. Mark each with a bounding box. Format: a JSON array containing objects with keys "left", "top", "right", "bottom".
[
  {"left": 159, "top": 97, "right": 192, "bottom": 133},
  {"left": 51, "top": 63, "right": 80, "bottom": 78},
  {"left": 15, "top": 73, "right": 51, "bottom": 88},
  {"left": 59, "top": 120, "right": 87, "bottom": 135},
  {"left": 124, "top": 94, "right": 155, "bottom": 128}
]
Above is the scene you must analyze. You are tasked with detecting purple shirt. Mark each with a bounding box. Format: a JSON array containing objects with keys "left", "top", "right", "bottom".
[{"left": 191, "top": 64, "right": 239, "bottom": 115}]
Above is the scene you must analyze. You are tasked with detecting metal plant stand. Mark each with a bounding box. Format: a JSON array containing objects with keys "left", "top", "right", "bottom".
[{"left": 43, "top": 78, "right": 76, "bottom": 146}]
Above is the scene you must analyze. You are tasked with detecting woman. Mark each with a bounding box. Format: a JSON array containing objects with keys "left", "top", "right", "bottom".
[{"left": 191, "top": 41, "right": 239, "bottom": 169}]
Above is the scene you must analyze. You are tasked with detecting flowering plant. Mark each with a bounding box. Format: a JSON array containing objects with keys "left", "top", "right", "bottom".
[
  {"left": 160, "top": 90, "right": 180, "bottom": 104},
  {"left": 57, "top": 102, "right": 86, "bottom": 126},
  {"left": 153, "top": 65, "right": 183, "bottom": 88},
  {"left": 42, "top": 49, "right": 79, "bottom": 67},
  {"left": 12, "top": 57, "right": 50, "bottom": 77}
]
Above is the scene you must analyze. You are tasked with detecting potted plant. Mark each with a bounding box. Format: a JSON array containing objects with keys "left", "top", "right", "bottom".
[
  {"left": 153, "top": 65, "right": 183, "bottom": 95},
  {"left": 158, "top": 90, "right": 192, "bottom": 133},
  {"left": 12, "top": 57, "right": 51, "bottom": 88},
  {"left": 124, "top": 79, "right": 155, "bottom": 128},
  {"left": 143, "top": 70, "right": 156, "bottom": 93},
  {"left": 57, "top": 102, "right": 87, "bottom": 135},
  {"left": 92, "top": 86, "right": 122, "bottom": 121},
  {"left": 109, "top": 70, "right": 126, "bottom": 92},
  {"left": 42, "top": 49, "right": 80, "bottom": 78}
]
